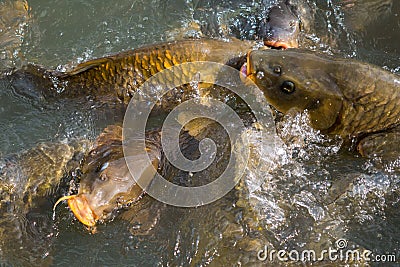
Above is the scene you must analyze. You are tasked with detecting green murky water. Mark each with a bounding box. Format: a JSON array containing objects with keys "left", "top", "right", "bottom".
[{"left": 0, "top": 0, "right": 399, "bottom": 266}]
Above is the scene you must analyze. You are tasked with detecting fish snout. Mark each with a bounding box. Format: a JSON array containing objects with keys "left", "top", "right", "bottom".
[
  {"left": 264, "top": 39, "right": 297, "bottom": 50},
  {"left": 67, "top": 194, "right": 98, "bottom": 227},
  {"left": 261, "top": 3, "right": 301, "bottom": 49},
  {"left": 243, "top": 51, "right": 275, "bottom": 91}
]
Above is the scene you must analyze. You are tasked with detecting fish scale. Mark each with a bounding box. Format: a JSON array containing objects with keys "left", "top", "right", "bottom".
[
  {"left": 44, "top": 39, "right": 255, "bottom": 105},
  {"left": 321, "top": 57, "right": 399, "bottom": 137},
  {"left": 247, "top": 49, "right": 400, "bottom": 158}
]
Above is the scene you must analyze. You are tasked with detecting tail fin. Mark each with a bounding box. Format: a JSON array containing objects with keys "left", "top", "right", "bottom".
[{"left": 6, "top": 64, "right": 58, "bottom": 100}]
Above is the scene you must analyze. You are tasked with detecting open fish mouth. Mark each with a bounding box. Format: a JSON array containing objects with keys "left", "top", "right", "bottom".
[
  {"left": 54, "top": 194, "right": 98, "bottom": 227},
  {"left": 264, "top": 39, "right": 297, "bottom": 49},
  {"left": 240, "top": 63, "right": 247, "bottom": 78},
  {"left": 240, "top": 51, "right": 252, "bottom": 78},
  {"left": 67, "top": 195, "right": 98, "bottom": 227}
]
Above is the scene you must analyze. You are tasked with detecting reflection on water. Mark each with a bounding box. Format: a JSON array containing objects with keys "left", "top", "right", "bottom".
[{"left": 0, "top": 0, "right": 399, "bottom": 266}]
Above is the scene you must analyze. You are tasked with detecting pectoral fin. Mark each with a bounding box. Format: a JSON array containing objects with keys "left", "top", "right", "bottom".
[
  {"left": 121, "top": 196, "right": 163, "bottom": 236},
  {"left": 308, "top": 96, "right": 343, "bottom": 131},
  {"left": 357, "top": 129, "right": 400, "bottom": 162}
]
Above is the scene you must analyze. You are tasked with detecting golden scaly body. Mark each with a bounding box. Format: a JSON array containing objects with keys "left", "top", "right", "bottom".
[
  {"left": 330, "top": 60, "right": 400, "bottom": 137},
  {"left": 36, "top": 39, "right": 255, "bottom": 103}
]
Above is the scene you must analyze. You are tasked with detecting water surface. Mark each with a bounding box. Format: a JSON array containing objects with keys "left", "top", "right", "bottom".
[{"left": 0, "top": 0, "right": 399, "bottom": 266}]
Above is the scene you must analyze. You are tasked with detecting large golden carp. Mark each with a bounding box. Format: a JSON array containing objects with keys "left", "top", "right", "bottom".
[{"left": 10, "top": 38, "right": 257, "bottom": 105}]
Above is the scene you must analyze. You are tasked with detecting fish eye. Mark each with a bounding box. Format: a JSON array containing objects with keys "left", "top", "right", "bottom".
[
  {"left": 273, "top": 65, "right": 281, "bottom": 74},
  {"left": 98, "top": 162, "right": 109, "bottom": 172},
  {"left": 280, "top": 80, "right": 296, "bottom": 94}
]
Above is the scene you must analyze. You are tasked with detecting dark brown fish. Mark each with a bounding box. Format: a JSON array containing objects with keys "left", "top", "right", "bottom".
[
  {"left": 246, "top": 49, "right": 400, "bottom": 158},
  {"left": 340, "top": 0, "right": 393, "bottom": 32},
  {"left": 0, "top": 139, "right": 88, "bottom": 266},
  {"left": 63, "top": 125, "right": 161, "bottom": 228},
  {"left": 0, "top": 140, "right": 88, "bottom": 214},
  {"left": 262, "top": 1, "right": 303, "bottom": 49},
  {"left": 225, "top": 0, "right": 304, "bottom": 49}
]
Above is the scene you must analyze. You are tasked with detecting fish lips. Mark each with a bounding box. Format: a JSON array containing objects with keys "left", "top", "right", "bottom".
[
  {"left": 242, "top": 51, "right": 273, "bottom": 87},
  {"left": 67, "top": 194, "right": 98, "bottom": 227},
  {"left": 239, "top": 51, "right": 253, "bottom": 80},
  {"left": 264, "top": 39, "right": 297, "bottom": 49}
]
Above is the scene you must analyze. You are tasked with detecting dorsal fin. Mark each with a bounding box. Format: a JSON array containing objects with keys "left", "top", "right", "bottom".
[{"left": 66, "top": 57, "right": 113, "bottom": 75}]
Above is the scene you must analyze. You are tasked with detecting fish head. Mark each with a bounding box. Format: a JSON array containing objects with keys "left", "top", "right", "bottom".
[
  {"left": 67, "top": 126, "right": 160, "bottom": 228},
  {"left": 262, "top": 3, "right": 302, "bottom": 49},
  {"left": 246, "top": 49, "right": 343, "bottom": 131}
]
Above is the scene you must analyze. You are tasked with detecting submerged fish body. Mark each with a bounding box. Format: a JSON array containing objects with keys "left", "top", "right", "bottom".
[
  {"left": 0, "top": 140, "right": 88, "bottom": 214},
  {"left": 0, "top": 0, "right": 31, "bottom": 71},
  {"left": 246, "top": 49, "right": 400, "bottom": 157},
  {"left": 0, "top": 139, "right": 89, "bottom": 265},
  {"left": 339, "top": 0, "right": 393, "bottom": 32}
]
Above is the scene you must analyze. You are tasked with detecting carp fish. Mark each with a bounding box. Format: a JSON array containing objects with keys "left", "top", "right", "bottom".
[
  {"left": 54, "top": 125, "right": 161, "bottom": 229},
  {"left": 245, "top": 49, "right": 400, "bottom": 158},
  {"left": 262, "top": 1, "right": 304, "bottom": 49},
  {"left": 9, "top": 39, "right": 256, "bottom": 104},
  {"left": 0, "top": 139, "right": 89, "bottom": 265},
  {"left": 8, "top": 39, "right": 255, "bottom": 231},
  {"left": 223, "top": 0, "right": 304, "bottom": 49}
]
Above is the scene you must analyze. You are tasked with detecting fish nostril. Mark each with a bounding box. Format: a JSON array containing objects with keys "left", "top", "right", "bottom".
[
  {"left": 99, "top": 173, "right": 108, "bottom": 181},
  {"left": 273, "top": 66, "right": 282, "bottom": 74},
  {"left": 256, "top": 71, "right": 265, "bottom": 80}
]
